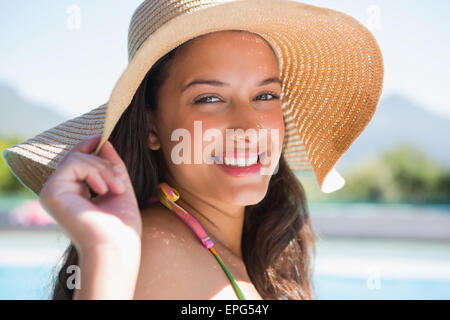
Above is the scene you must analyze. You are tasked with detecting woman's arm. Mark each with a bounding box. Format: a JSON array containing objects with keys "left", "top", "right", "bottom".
[
  {"left": 37, "top": 135, "right": 143, "bottom": 300},
  {"left": 73, "top": 242, "right": 141, "bottom": 300}
]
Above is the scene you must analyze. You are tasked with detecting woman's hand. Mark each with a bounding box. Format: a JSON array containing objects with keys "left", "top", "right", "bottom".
[{"left": 39, "top": 134, "right": 142, "bottom": 255}]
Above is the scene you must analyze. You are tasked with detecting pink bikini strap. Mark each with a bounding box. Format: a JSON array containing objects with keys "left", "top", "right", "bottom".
[
  {"left": 150, "top": 182, "right": 214, "bottom": 249},
  {"left": 149, "top": 182, "right": 247, "bottom": 300}
]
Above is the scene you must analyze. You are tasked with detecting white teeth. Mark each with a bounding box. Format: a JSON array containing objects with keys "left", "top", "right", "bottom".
[
  {"left": 223, "top": 157, "right": 235, "bottom": 166},
  {"left": 214, "top": 156, "right": 259, "bottom": 167},
  {"left": 246, "top": 155, "right": 258, "bottom": 166},
  {"left": 236, "top": 158, "right": 246, "bottom": 167}
]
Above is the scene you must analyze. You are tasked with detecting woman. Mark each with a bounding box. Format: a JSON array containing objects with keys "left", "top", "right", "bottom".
[{"left": 3, "top": 0, "right": 384, "bottom": 300}]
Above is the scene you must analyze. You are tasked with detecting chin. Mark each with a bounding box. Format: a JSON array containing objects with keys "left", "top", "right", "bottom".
[{"left": 220, "top": 181, "right": 270, "bottom": 206}]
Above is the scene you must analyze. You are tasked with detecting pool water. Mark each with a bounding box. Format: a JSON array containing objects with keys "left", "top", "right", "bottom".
[
  {"left": 1, "top": 265, "right": 450, "bottom": 300},
  {"left": 313, "top": 275, "right": 450, "bottom": 300},
  {"left": 0, "top": 265, "right": 55, "bottom": 300},
  {"left": 1, "top": 230, "right": 449, "bottom": 300}
]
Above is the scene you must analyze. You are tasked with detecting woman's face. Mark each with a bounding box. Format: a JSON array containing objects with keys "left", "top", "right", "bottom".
[{"left": 153, "top": 30, "right": 285, "bottom": 206}]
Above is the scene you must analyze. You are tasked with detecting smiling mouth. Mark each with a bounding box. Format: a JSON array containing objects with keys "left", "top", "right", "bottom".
[{"left": 211, "top": 152, "right": 266, "bottom": 167}]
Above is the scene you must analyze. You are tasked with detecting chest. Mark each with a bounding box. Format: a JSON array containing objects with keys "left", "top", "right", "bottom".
[
  {"left": 208, "top": 253, "right": 263, "bottom": 300},
  {"left": 136, "top": 234, "right": 263, "bottom": 299},
  {"left": 185, "top": 243, "right": 263, "bottom": 300},
  {"left": 136, "top": 206, "right": 263, "bottom": 299}
]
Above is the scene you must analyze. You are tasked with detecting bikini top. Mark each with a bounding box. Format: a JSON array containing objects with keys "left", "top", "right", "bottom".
[{"left": 149, "top": 182, "right": 247, "bottom": 300}]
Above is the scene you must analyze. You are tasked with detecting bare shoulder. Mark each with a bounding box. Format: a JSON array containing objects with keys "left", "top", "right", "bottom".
[
  {"left": 133, "top": 203, "right": 209, "bottom": 299},
  {"left": 139, "top": 203, "right": 195, "bottom": 253}
]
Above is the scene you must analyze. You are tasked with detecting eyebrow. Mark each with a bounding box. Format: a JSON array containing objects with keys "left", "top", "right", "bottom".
[{"left": 180, "top": 76, "right": 281, "bottom": 93}]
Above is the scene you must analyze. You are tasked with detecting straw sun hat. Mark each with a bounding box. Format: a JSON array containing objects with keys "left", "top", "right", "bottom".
[{"left": 3, "top": 0, "right": 384, "bottom": 196}]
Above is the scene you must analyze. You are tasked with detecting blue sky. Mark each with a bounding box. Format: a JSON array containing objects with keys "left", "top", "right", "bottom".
[{"left": 1, "top": 0, "right": 449, "bottom": 118}]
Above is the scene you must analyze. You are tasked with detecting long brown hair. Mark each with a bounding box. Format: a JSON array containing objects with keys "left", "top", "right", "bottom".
[{"left": 49, "top": 31, "right": 317, "bottom": 300}]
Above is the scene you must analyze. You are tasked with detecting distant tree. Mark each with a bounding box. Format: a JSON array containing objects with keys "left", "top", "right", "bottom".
[
  {"left": 381, "top": 144, "right": 440, "bottom": 203},
  {"left": 430, "top": 169, "right": 450, "bottom": 203},
  {"left": 343, "top": 158, "right": 400, "bottom": 203},
  {"left": 302, "top": 144, "right": 449, "bottom": 204},
  {"left": 0, "top": 136, "right": 31, "bottom": 194}
]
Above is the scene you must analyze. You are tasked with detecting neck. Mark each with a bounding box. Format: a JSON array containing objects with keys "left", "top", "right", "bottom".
[{"left": 163, "top": 179, "right": 245, "bottom": 259}]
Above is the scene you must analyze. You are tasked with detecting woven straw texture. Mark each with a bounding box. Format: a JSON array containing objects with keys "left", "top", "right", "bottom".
[{"left": 3, "top": 0, "right": 383, "bottom": 196}]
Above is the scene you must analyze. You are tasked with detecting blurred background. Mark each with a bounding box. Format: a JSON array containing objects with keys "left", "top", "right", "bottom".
[{"left": 0, "top": 0, "right": 449, "bottom": 299}]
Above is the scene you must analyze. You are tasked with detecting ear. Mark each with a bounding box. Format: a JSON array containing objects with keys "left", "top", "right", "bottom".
[
  {"left": 146, "top": 110, "right": 161, "bottom": 151},
  {"left": 148, "top": 129, "right": 161, "bottom": 151}
]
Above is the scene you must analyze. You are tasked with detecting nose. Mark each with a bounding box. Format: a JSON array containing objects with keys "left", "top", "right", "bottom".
[
  {"left": 225, "top": 102, "right": 264, "bottom": 146},
  {"left": 227, "top": 130, "right": 254, "bottom": 144}
]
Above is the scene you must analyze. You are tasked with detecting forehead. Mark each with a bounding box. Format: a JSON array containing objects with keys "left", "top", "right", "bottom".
[{"left": 168, "top": 30, "right": 280, "bottom": 84}]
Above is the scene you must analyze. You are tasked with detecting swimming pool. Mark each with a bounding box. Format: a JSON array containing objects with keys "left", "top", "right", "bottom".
[
  {"left": 1, "top": 265, "right": 449, "bottom": 300},
  {"left": 1, "top": 230, "right": 449, "bottom": 299}
]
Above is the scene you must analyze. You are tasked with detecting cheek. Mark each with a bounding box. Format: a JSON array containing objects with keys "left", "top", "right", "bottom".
[
  {"left": 270, "top": 107, "right": 285, "bottom": 132},
  {"left": 157, "top": 116, "right": 216, "bottom": 179},
  {"left": 258, "top": 109, "right": 285, "bottom": 154}
]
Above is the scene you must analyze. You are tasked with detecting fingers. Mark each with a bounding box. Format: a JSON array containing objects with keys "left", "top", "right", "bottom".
[
  {"left": 48, "top": 134, "right": 131, "bottom": 198},
  {"left": 58, "top": 134, "right": 102, "bottom": 168},
  {"left": 98, "top": 141, "right": 127, "bottom": 174},
  {"left": 72, "top": 134, "right": 102, "bottom": 154},
  {"left": 57, "top": 152, "right": 126, "bottom": 196},
  {"left": 97, "top": 140, "right": 132, "bottom": 188},
  {"left": 84, "top": 153, "right": 126, "bottom": 195}
]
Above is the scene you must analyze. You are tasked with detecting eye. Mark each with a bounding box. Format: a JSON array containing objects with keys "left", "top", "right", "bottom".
[
  {"left": 193, "top": 92, "right": 280, "bottom": 104},
  {"left": 256, "top": 92, "right": 280, "bottom": 101},
  {"left": 193, "top": 95, "right": 222, "bottom": 104}
]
